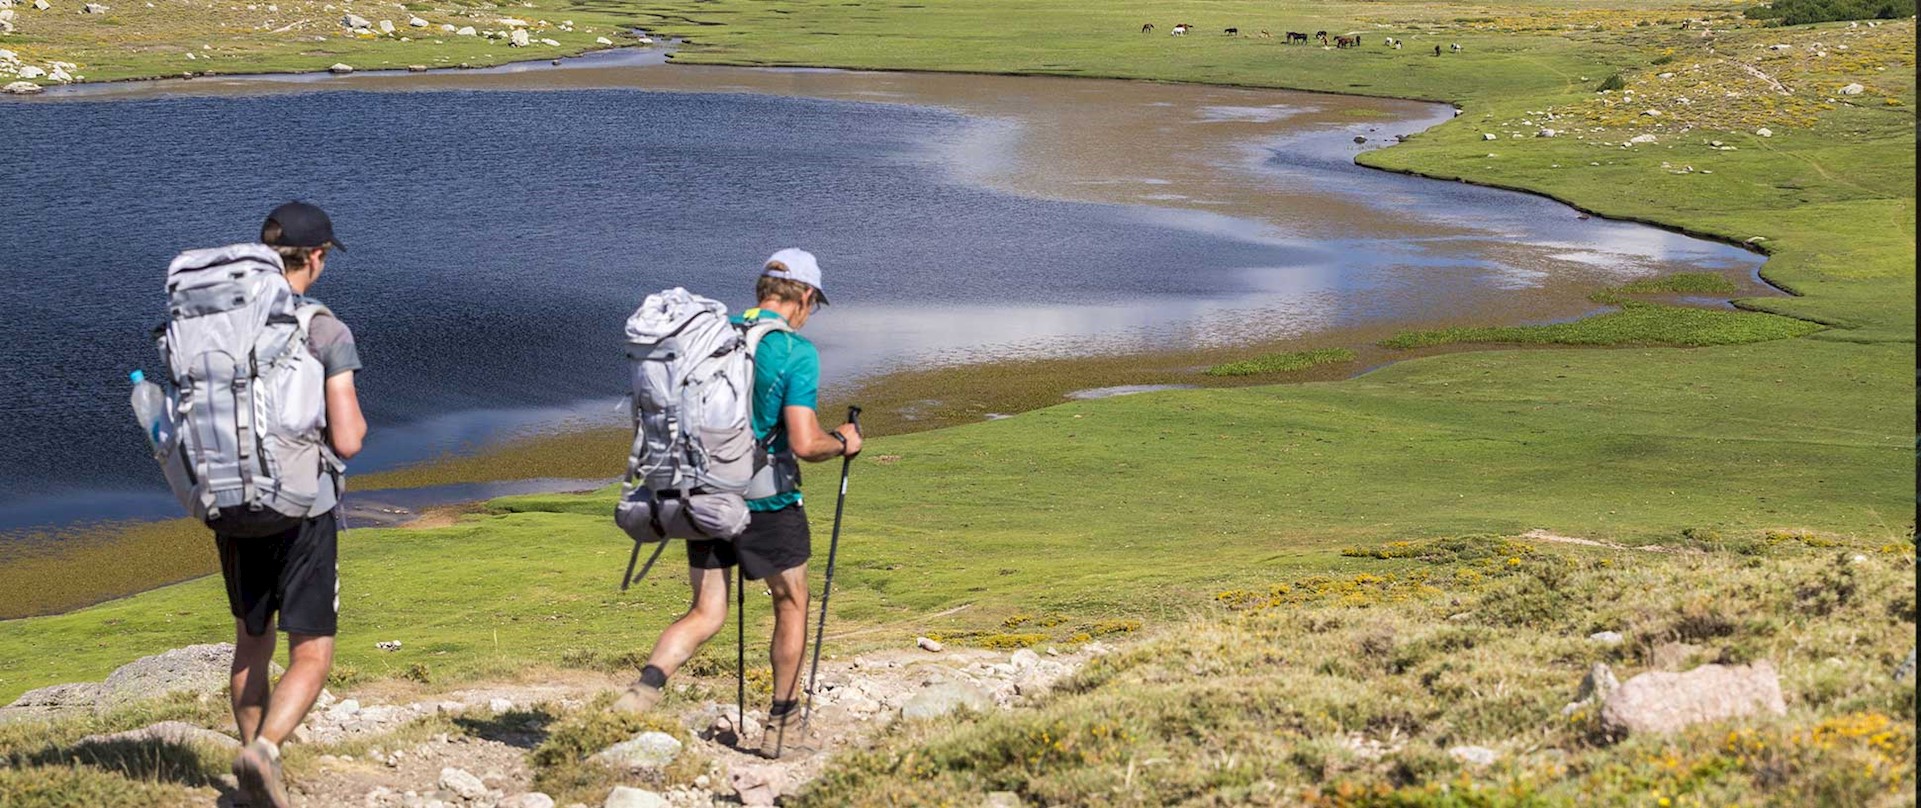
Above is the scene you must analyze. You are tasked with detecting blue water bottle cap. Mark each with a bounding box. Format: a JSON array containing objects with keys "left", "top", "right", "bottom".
[{"left": 129, "top": 370, "right": 145, "bottom": 384}]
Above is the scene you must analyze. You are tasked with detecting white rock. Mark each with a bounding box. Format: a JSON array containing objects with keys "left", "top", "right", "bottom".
[
  {"left": 31, "top": 0, "right": 46, "bottom": 9},
  {"left": 538, "top": 37, "right": 558, "bottom": 46},
  {"left": 329, "top": 698, "right": 361, "bottom": 719},
  {"left": 376, "top": 18, "right": 393, "bottom": 33},
  {"left": 603, "top": 786, "right": 669, "bottom": 808},
  {"left": 1628, "top": 134, "right": 1658, "bottom": 144},
  {"left": 1010, "top": 649, "right": 1040, "bottom": 669},
  {"left": 3, "top": 79, "right": 39, "bottom": 93},
  {"left": 509, "top": 27, "right": 528, "bottom": 46},
  {"left": 1536, "top": 128, "right": 1558, "bottom": 138},
  {"left": 495, "top": 16, "right": 526, "bottom": 25},
  {"left": 455, "top": 25, "right": 474, "bottom": 35},
  {"left": 1482, "top": 133, "right": 1497, "bottom": 141},
  {"left": 16, "top": 63, "right": 42, "bottom": 77},
  {"left": 439, "top": 767, "right": 488, "bottom": 800},
  {"left": 80, "top": 2, "right": 104, "bottom": 12},
  {"left": 1449, "top": 745, "right": 1499, "bottom": 766},
  {"left": 593, "top": 35, "right": 613, "bottom": 45},
  {"left": 407, "top": 15, "right": 425, "bottom": 26},
  {"left": 1588, "top": 631, "right": 1624, "bottom": 646},
  {"left": 328, "top": 62, "right": 352, "bottom": 74},
  {"left": 594, "top": 731, "right": 681, "bottom": 769},
  {"left": 916, "top": 636, "right": 944, "bottom": 652},
  {"left": 1838, "top": 83, "right": 1864, "bottom": 95},
  {"left": 340, "top": 12, "right": 367, "bottom": 28},
  {"left": 1755, "top": 127, "right": 1772, "bottom": 137},
  {"left": 504, "top": 795, "right": 557, "bottom": 808},
  {"left": 47, "top": 65, "right": 68, "bottom": 81}
]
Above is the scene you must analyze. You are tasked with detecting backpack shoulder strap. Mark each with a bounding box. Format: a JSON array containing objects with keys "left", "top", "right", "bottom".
[
  {"left": 293, "top": 301, "right": 334, "bottom": 333},
  {"left": 739, "top": 309, "right": 794, "bottom": 355}
]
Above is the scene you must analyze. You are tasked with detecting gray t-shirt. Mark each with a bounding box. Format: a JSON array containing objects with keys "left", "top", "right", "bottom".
[{"left": 298, "top": 296, "right": 360, "bottom": 514}]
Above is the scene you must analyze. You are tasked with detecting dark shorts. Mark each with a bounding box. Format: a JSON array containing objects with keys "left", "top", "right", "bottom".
[
  {"left": 216, "top": 511, "right": 339, "bottom": 637},
  {"left": 687, "top": 505, "right": 811, "bottom": 581}
]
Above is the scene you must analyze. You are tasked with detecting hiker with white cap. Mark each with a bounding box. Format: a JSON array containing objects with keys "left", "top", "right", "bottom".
[{"left": 613, "top": 248, "right": 861, "bottom": 760}]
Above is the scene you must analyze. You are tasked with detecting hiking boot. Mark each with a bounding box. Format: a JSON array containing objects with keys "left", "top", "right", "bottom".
[
  {"left": 609, "top": 682, "right": 664, "bottom": 716},
  {"left": 232, "top": 739, "right": 292, "bottom": 808},
  {"left": 756, "top": 708, "right": 815, "bottom": 760}
]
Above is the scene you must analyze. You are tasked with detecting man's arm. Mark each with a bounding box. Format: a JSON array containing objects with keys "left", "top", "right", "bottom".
[
  {"left": 781, "top": 405, "right": 862, "bottom": 462},
  {"left": 324, "top": 372, "right": 367, "bottom": 459}
]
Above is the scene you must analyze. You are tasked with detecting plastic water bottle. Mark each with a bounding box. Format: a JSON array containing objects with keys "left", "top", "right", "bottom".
[{"left": 129, "top": 370, "right": 173, "bottom": 450}]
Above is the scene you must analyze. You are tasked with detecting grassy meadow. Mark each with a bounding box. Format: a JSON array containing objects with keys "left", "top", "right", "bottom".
[{"left": 1, "top": 0, "right": 1915, "bottom": 804}]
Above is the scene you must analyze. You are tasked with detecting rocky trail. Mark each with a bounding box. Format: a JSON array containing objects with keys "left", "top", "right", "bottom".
[{"left": 2, "top": 640, "right": 1110, "bottom": 807}]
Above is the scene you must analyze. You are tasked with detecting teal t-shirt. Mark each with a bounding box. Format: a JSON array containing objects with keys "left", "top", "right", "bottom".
[{"left": 735, "top": 308, "right": 820, "bottom": 511}]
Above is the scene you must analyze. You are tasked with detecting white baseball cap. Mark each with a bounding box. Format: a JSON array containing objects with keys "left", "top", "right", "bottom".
[{"left": 761, "top": 247, "right": 828, "bottom": 305}]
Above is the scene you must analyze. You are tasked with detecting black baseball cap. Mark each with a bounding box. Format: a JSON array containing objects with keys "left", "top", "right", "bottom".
[{"left": 261, "top": 201, "right": 345, "bottom": 251}]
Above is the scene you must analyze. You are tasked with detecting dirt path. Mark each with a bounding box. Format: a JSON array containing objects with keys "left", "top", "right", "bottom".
[{"left": 187, "top": 643, "right": 1105, "bottom": 807}]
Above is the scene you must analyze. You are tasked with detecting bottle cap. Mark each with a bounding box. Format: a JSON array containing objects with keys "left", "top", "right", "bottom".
[{"left": 129, "top": 370, "right": 145, "bottom": 384}]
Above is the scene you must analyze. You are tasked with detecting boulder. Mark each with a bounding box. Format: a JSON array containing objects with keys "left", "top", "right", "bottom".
[
  {"left": 504, "top": 795, "right": 556, "bottom": 808},
  {"left": 593, "top": 731, "right": 681, "bottom": 769},
  {"left": 1010, "top": 649, "right": 1040, "bottom": 669},
  {"left": 595, "top": 36, "right": 612, "bottom": 45},
  {"left": 99, "top": 644, "right": 235, "bottom": 706},
  {"left": 1482, "top": 133, "right": 1497, "bottom": 141},
  {"left": 438, "top": 22, "right": 453, "bottom": 31},
  {"left": 916, "top": 637, "right": 944, "bottom": 652},
  {"left": 1600, "top": 661, "right": 1786, "bottom": 736},
  {"left": 455, "top": 25, "right": 475, "bottom": 36},
  {"left": 1448, "top": 745, "right": 1499, "bottom": 766},
  {"left": 16, "top": 63, "right": 43, "bottom": 78},
  {"left": 1536, "top": 128, "right": 1559, "bottom": 138},
  {"left": 604, "top": 786, "right": 669, "bottom": 808},
  {"left": 439, "top": 767, "right": 488, "bottom": 800},
  {"left": 1628, "top": 134, "right": 1658, "bottom": 144},
  {"left": 31, "top": 0, "right": 46, "bottom": 9},
  {"left": 80, "top": 1, "right": 103, "bottom": 11},
  {"left": 376, "top": 18, "right": 393, "bottom": 34},
  {"left": 407, "top": 15, "right": 425, "bottom": 27},
  {"left": 901, "top": 681, "right": 992, "bottom": 720},
  {"left": 729, "top": 764, "right": 786, "bottom": 807},
  {"left": 509, "top": 28, "right": 529, "bottom": 46},
  {"left": 328, "top": 63, "right": 352, "bottom": 74},
  {"left": 340, "top": 12, "right": 368, "bottom": 28},
  {"left": 1838, "top": 83, "right": 1864, "bottom": 95},
  {"left": 1588, "top": 631, "right": 1624, "bottom": 646},
  {"left": 407, "top": 64, "right": 427, "bottom": 72},
  {"left": 539, "top": 37, "right": 558, "bottom": 46},
  {"left": 1755, "top": 127, "right": 1772, "bottom": 137},
  {"left": 76, "top": 721, "right": 240, "bottom": 751}
]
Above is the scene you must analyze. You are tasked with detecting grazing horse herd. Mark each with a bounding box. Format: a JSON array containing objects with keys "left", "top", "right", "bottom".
[{"left": 1141, "top": 22, "right": 1462, "bottom": 55}]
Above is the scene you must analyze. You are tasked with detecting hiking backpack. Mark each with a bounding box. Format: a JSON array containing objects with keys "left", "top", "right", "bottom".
[
  {"left": 150, "top": 243, "right": 336, "bottom": 537},
  {"left": 615, "top": 288, "right": 793, "bottom": 543}
]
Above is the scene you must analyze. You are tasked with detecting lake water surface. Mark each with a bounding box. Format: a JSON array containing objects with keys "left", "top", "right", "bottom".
[{"left": 0, "top": 57, "right": 1765, "bottom": 531}]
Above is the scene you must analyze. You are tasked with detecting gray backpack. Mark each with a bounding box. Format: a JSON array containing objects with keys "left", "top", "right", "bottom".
[
  {"left": 152, "top": 244, "right": 335, "bottom": 537},
  {"left": 615, "top": 288, "right": 792, "bottom": 543}
]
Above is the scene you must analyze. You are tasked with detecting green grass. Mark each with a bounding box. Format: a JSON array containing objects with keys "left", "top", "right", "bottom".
[
  {"left": 1206, "top": 348, "right": 1358, "bottom": 377},
  {"left": 802, "top": 537, "right": 1917, "bottom": 805},
  {"left": 1379, "top": 303, "right": 1824, "bottom": 349},
  {"left": 1, "top": 337, "right": 1910, "bottom": 705}
]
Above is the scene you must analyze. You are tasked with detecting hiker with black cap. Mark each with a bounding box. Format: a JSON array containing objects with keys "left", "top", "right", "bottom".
[
  {"left": 612, "top": 248, "right": 861, "bottom": 760},
  {"left": 206, "top": 201, "right": 366, "bottom": 808}
]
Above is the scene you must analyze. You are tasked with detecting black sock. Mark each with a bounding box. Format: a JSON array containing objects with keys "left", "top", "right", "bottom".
[
  {"left": 639, "top": 665, "right": 668, "bottom": 690},
  {"left": 769, "top": 699, "right": 799, "bottom": 717}
]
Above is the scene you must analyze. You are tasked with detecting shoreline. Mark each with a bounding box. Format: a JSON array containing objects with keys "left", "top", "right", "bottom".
[{"left": 1, "top": 55, "right": 1783, "bottom": 618}]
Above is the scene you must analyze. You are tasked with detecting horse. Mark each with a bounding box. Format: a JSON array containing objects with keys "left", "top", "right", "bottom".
[
  {"left": 1285, "top": 31, "right": 1309, "bottom": 43},
  {"left": 1450, "top": 42, "right": 1463, "bottom": 52},
  {"left": 1334, "top": 35, "right": 1360, "bottom": 48},
  {"left": 1315, "top": 30, "right": 1329, "bottom": 45},
  {"left": 1224, "top": 27, "right": 1238, "bottom": 35},
  {"left": 1141, "top": 22, "right": 1154, "bottom": 34},
  {"left": 1383, "top": 36, "right": 1398, "bottom": 47},
  {"left": 1170, "top": 24, "right": 1188, "bottom": 35}
]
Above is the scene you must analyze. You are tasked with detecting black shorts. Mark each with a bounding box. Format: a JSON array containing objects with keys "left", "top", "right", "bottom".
[
  {"left": 687, "top": 505, "right": 811, "bottom": 581},
  {"left": 216, "top": 512, "right": 339, "bottom": 637}
]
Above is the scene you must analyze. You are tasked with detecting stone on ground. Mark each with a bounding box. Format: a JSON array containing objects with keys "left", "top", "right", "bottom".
[
  {"left": 1448, "top": 745, "right": 1499, "bottom": 766},
  {"left": 2, "top": 80, "right": 39, "bottom": 94},
  {"left": 916, "top": 636, "right": 944, "bottom": 652},
  {"left": 509, "top": 28, "right": 529, "bottom": 47},
  {"left": 593, "top": 731, "right": 682, "bottom": 769},
  {"left": 502, "top": 795, "right": 556, "bottom": 808},
  {"left": 901, "top": 681, "right": 992, "bottom": 720},
  {"left": 604, "top": 786, "right": 669, "bottom": 808},
  {"left": 1600, "top": 660, "right": 1786, "bottom": 736},
  {"left": 77, "top": 721, "right": 240, "bottom": 750},
  {"left": 1588, "top": 631, "right": 1624, "bottom": 646},
  {"left": 730, "top": 764, "right": 787, "bottom": 807},
  {"left": 439, "top": 767, "right": 488, "bottom": 800},
  {"left": 340, "top": 12, "right": 367, "bottom": 28},
  {"left": 329, "top": 63, "right": 352, "bottom": 74}
]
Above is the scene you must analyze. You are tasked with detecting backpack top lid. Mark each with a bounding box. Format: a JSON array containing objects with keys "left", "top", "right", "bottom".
[
  {"left": 167, "top": 243, "right": 285, "bottom": 280},
  {"left": 626, "top": 287, "right": 731, "bottom": 348}
]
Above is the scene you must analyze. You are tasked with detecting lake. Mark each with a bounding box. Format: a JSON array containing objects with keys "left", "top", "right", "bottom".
[{"left": 0, "top": 56, "right": 1766, "bottom": 531}]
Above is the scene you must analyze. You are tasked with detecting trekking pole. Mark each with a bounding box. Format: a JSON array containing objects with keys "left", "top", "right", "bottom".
[
  {"left": 736, "top": 564, "right": 746, "bottom": 733},
  {"left": 802, "top": 405, "right": 861, "bottom": 729},
  {"left": 620, "top": 541, "right": 668, "bottom": 592}
]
